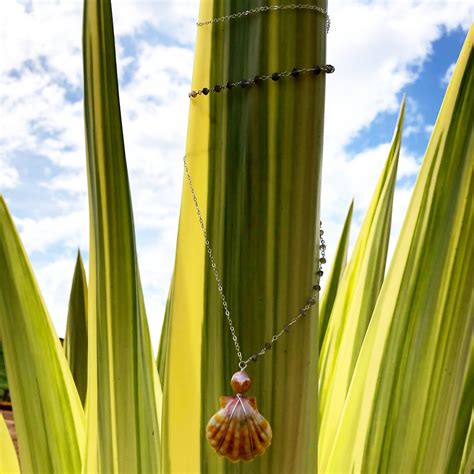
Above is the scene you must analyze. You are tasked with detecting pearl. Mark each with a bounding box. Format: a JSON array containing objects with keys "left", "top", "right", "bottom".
[{"left": 231, "top": 371, "right": 252, "bottom": 394}]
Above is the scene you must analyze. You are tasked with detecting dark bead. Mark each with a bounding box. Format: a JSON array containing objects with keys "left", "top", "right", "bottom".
[
  {"left": 313, "top": 284, "right": 321, "bottom": 291},
  {"left": 239, "top": 80, "right": 250, "bottom": 88},
  {"left": 320, "top": 229, "right": 324, "bottom": 236},
  {"left": 284, "top": 325, "right": 290, "bottom": 332},
  {"left": 320, "top": 257, "right": 326, "bottom": 264},
  {"left": 251, "top": 354, "right": 258, "bottom": 362},
  {"left": 271, "top": 72, "right": 280, "bottom": 81},
  {"left": 202, "top": 87, "right": 210, "bottom": 95},
  {"left": 324, "top": 64, "right": 335, "bottom": 73},
  {"left": 254, "top": 75, "right": 263, "bottom": 84},
  {"left": 318, "top": 270, "right": 324, "bottom": 276},
  {"left": 189, "top": 91, "right": 197, "bottom": 98},
  {"left": 264, "top": 342, "right": 272, "bottom": 350},
  {"left": 213, "top": 85, "right": 222, "bottom": 92},
  {"left": 226, "top": 81, "right": 233, "bottom": 89},
  {"left": 291, "top": 68, "right": 300, "bottom": 77},
  {"left": 312, "top": 66, "right": 321, "bottom": 75}
]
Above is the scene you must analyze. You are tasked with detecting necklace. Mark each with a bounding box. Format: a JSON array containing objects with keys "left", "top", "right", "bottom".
[{"left": 183, "top": 156, "right": 326, "bottom": 462}]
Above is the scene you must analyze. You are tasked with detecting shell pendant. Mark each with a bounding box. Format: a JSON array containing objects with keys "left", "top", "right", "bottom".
[{"left": 206, "top": 371, "right": 272, "bottom": 462}]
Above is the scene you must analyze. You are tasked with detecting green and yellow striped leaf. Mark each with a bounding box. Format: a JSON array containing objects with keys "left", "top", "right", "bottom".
[
  {"left": 64, "top": 251, "right": 88, "bottom": 406},
  {"left": 459, "top": 408, "right": 474, "bottom": 474},
  {"left": 0, "top": 413, "right": 19, "bottom": 474},
  {"left": 159, "top": 0, "right": 328, "bottom": 471},
  {"left": 0, "top": 343, "right": 8, "bottom": 400},
  {"left": 0, "top": 196, "right": 85, "bottom": 473},
  {"left": 319, "top": 100, "right": 405, "bottom": 467},
  {"left": 325, "top": 25, "right": 473, "bottom": 473},
  {"left": 446, "top": 338, "right": 474, "bottom": 473},
  {"left": 318, "top": 199, "right": 353, "bottom": 348},
  {"left": 82, "top": 0, "right": 161, "bottom": 472}
]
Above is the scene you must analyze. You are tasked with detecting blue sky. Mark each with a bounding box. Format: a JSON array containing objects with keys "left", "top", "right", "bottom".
[
  {"left": 0, "top": 1, "right": 472, "bottom": 349},
  {"left": 347, "top": 27, "right": 467, "bottom": 156}
]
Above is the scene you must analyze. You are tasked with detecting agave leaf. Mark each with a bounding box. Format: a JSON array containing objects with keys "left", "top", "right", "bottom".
[
  {"left": 0, "top": 413, "right": 19, "bottom": 474},
  {"left": 82, "top": 0, "right": 161, "bottom": 472},
  {"left": 319, "top": 100, "right": 405, "bottom": 466},
  {"left": 156, "top": 274, "right": 174, "bottom": 386},
  {"left": 0, "top": 196, "right": 85, "bottom": 473},
  {"left": 446, "top": 337, "right": 474, "bottom": 473},
  {"left": 318, "top": 199, "right": 353, "bottom": 348},
  {"left": 0, "top": 344, "right": 7, "bottom": 400},
  {"left": 459, "top": 408, "right": 474, "bottom": 474},
  {"left": 325, "top": 26, "right": 473, "bottom": 473},
  {"left": 64, "top": 251, "right": 88, "bottom": 406},
  {"left": 159, "top": 0, "right": 328, "bottom": 471}
]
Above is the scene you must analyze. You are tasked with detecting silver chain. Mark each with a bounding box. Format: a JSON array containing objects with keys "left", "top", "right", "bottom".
[
  {"left": 197, "top": 4, "right": 331, "bottom": 33},
  {"left": 183, "top": 156, "right": 325, "bottom": 370}
]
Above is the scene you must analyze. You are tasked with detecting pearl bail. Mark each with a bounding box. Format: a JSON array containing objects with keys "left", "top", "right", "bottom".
[{"left": 231, "top": 370, "right": 252, "bottom": 394}]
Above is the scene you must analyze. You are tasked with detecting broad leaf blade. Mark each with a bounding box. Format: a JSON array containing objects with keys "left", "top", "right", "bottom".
[
  {"left": 0, "top": 344, "right": 7, "bottom": 400},
  {"left": 446, "top": 339, "right": 474, "bottom": 473},
  {"left": 64, "top": 251, "right": 88, "bottom": 406},
  {"left": 319, "top": 199, "right": 353, "bottom": 348},
  {"left": 82, "top": 0, "right": 161, "bottom": 472},
  {"left": 160, "top": 0, "right": 329, "bottom": 472},
  {"left": 326, "top": 25, "right": 473, "bottom": 473},
  {"left": 0, "top": 196, "right": 85, "bottom": 473},
  {"left": 459, "top": 409, "right": 474, "bottom": 474},
  {"left": 0, "top": 413, "right": 19, "bottom": 474},
  {"left": 319, "top": 100, "right": 405, "bottom": 468}
]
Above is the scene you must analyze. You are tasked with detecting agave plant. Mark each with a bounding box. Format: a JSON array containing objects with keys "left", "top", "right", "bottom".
[
  {"left": 319, "top": 25, "right": 473, "bottom": 474},
  {"left": 0, "top": 0, "right": 472, "bottom": 473}
]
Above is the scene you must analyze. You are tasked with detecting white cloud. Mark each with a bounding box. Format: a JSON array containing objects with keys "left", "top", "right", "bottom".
[
  {"left": 325, "top": 0, "right": 472, "bottom": 153},
  {"left": 321, "top": 144, "right": 421, "bottom": 277},
  {"left": 424, "top": 124, "right": 435, "bottom": 135},
  {"left": 15, "top": 208, "right": 88, "bottom": 254},
  {"left": 0, "top": 160, "right": 19, "bottom": 188},
  {"left": 35, "top": 254, "right": 86, "bottom": 337},
  {"left": 442, "top": 62, "right": 456, "bottom": 85}
]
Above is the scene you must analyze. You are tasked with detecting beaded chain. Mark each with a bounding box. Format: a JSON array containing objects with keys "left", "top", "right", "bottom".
[
  {"left": 197, "top": 4, "right": 331, "bottom": 33},
  {"left": 183, "top": 156, "right": 326, "bottom": 370},
  {"left": 188, "top": 64, "right": 335, "bottom": 98}
]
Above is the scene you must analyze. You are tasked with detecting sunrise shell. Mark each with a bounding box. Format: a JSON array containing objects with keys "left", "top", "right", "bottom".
[{"left": 206, "top": 395, "right": 272, "bottom": 462}]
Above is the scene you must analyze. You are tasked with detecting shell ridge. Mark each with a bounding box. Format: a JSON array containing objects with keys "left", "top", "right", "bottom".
[
  {"left": 252, "top": 412, "right": 269, "bottom": 442},
  {"left": 216, "top": 398, "right": 239, "bottom": 452},
  {"left": 247, "top": 411, "right": 264, "bottom": 452},
  {"left": 237, "top": 395, "right": 255, "bottom": 459},
  {"left": 208, "top": 408, "right": 228, "bottom": 449}
]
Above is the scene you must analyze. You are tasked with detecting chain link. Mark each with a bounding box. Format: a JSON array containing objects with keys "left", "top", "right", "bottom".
[
  {"left": 197, "top": 4, "right": 331, "bottom": 33},
  {"left": 183, "top": 156, "right": 244, "bottom": 365},
  {"left": 183, "top": 156, "right": 325, "bottom": 370}
]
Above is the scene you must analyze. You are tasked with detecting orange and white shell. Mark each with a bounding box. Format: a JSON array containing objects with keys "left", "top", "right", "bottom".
[{"left": 206, "top": 395, "right": 272, "bottom": 462}]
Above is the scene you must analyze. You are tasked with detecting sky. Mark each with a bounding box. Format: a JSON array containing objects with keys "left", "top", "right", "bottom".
[{"left": 0, "top": 1, "right": 472, "bottom": 351}]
